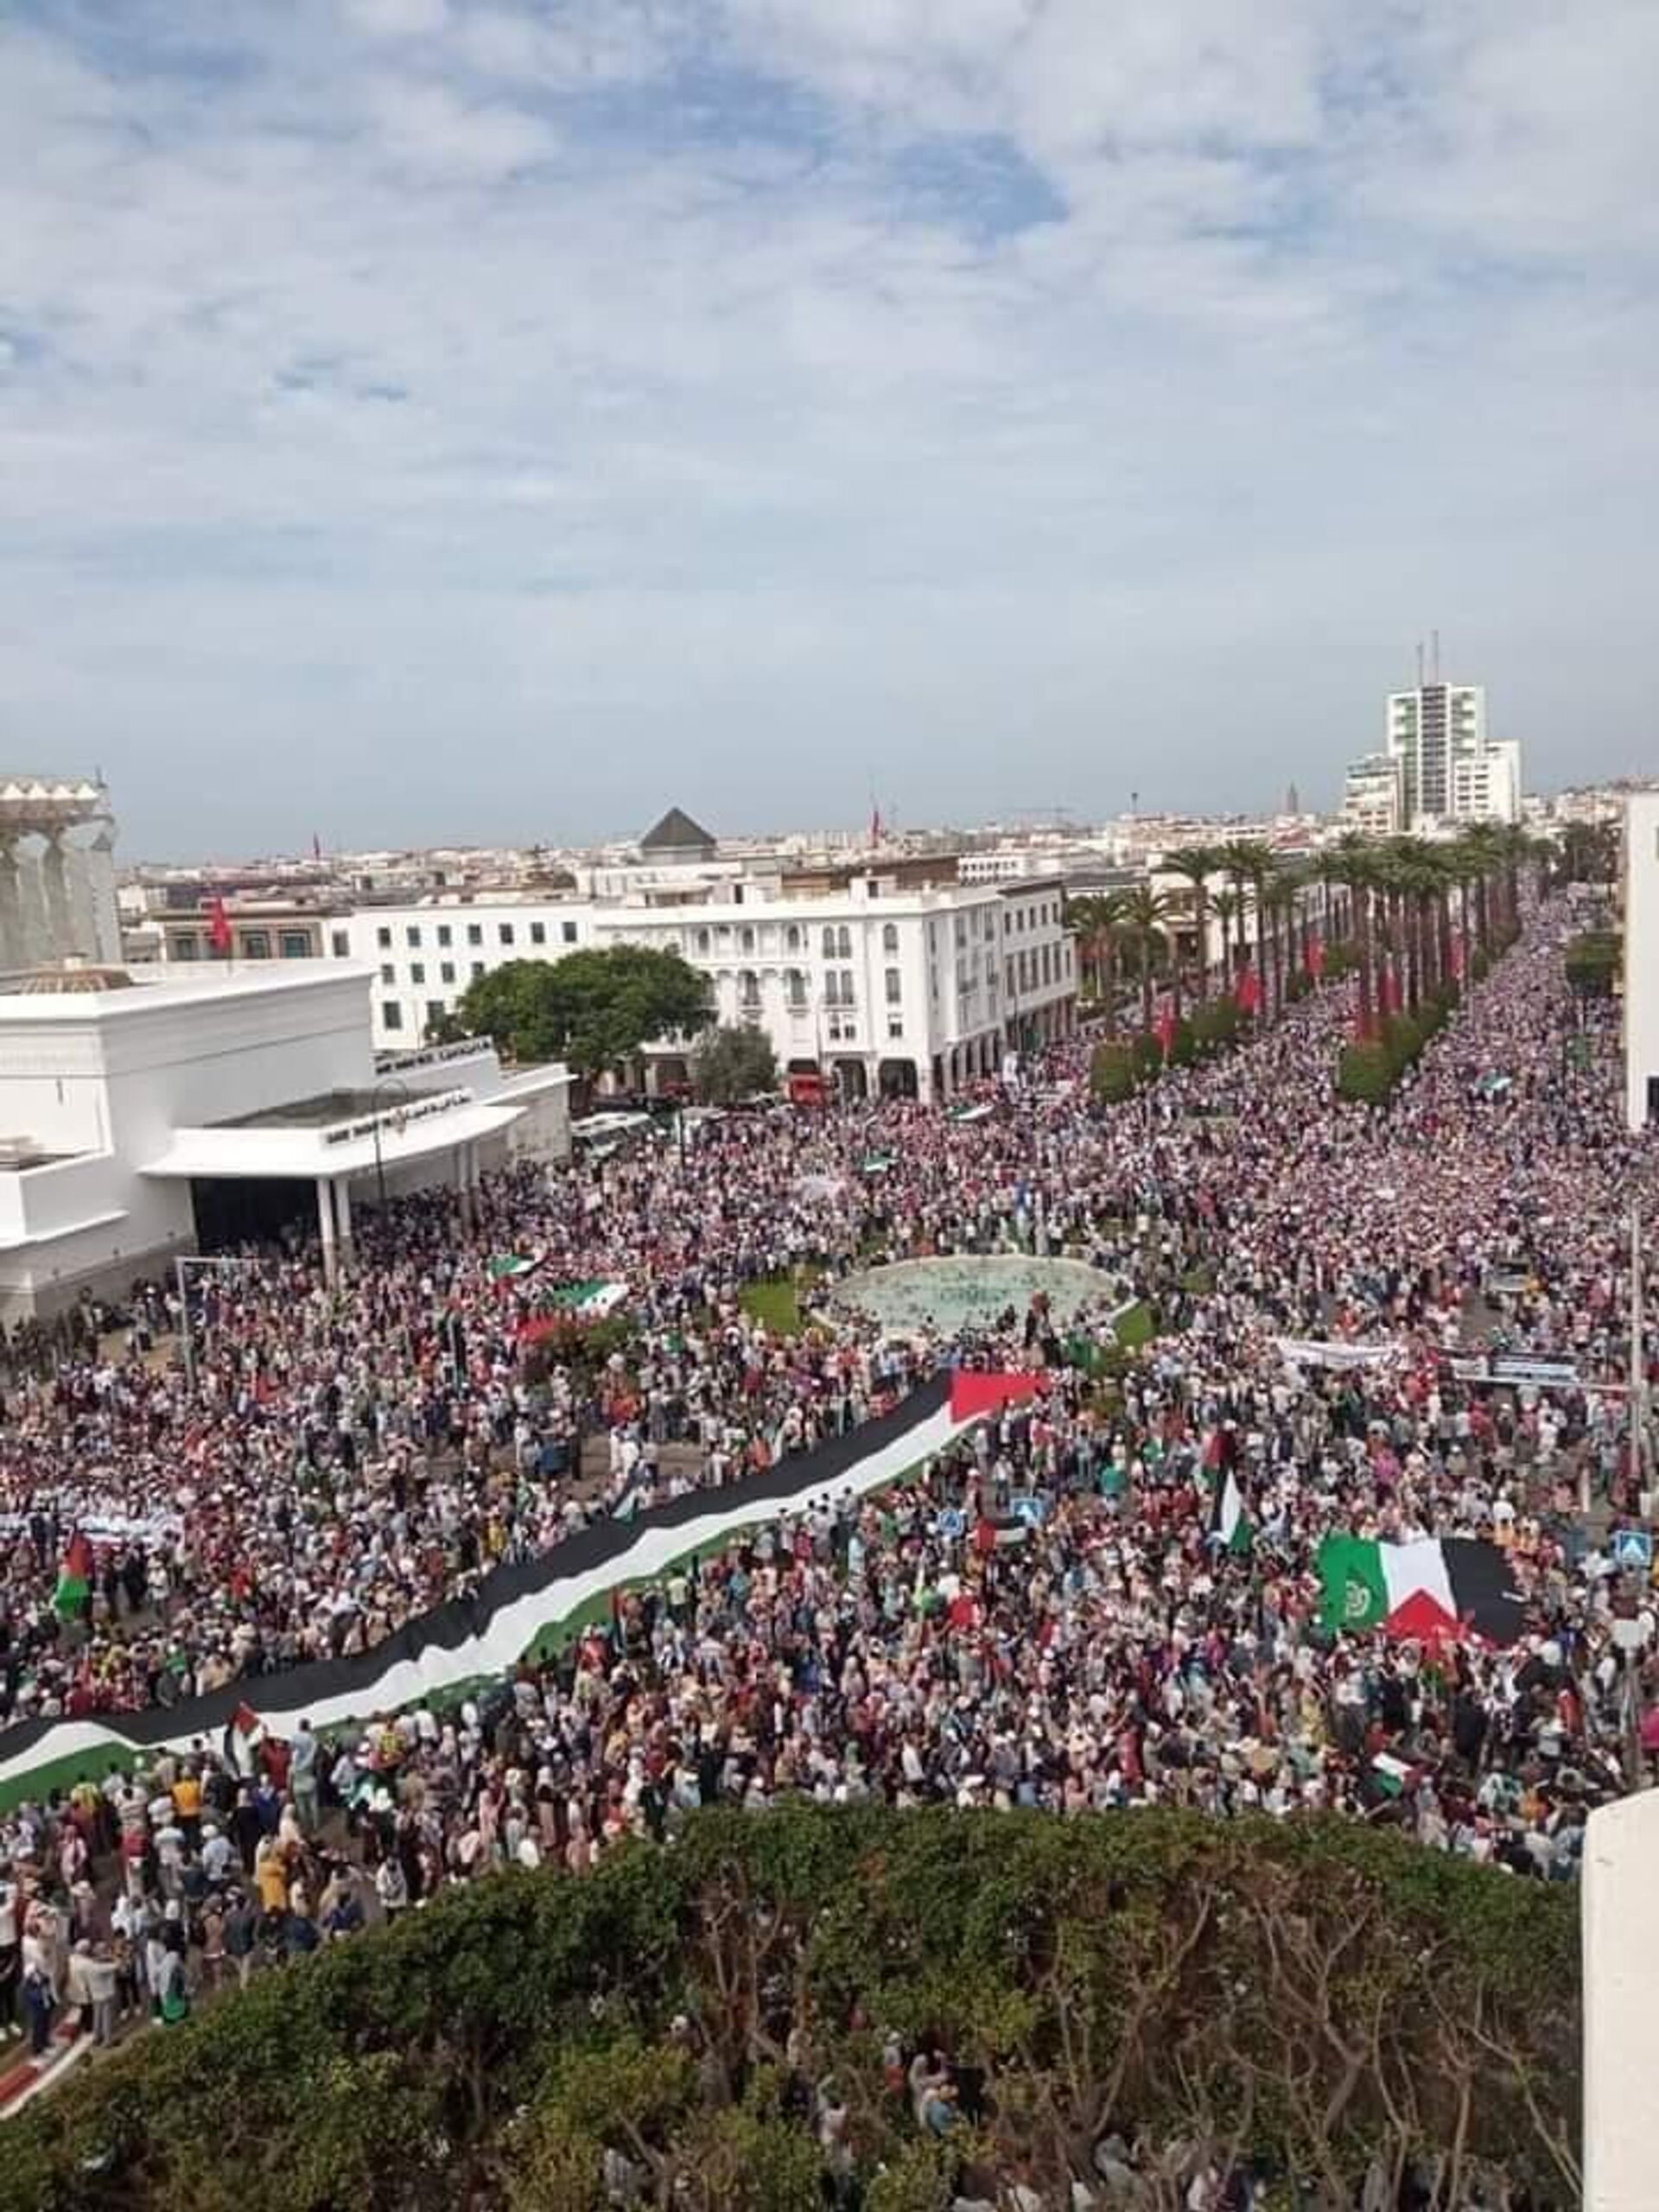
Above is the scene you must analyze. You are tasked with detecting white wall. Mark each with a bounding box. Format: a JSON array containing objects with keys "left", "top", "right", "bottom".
[{"left": 346, "top": 900, "right": 592, "bottom": 1046}]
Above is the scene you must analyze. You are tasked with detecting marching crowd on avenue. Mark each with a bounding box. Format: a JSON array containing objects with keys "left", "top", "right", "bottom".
[{"left": 1, "top": 890, "right": 1655, "bottom": 2098}]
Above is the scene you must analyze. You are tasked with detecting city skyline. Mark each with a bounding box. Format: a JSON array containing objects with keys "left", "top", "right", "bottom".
[{"left": 3, "top": 1, "right": 1657, "bottom": 855}]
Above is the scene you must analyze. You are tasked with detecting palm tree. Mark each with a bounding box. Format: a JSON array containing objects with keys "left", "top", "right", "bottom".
[
  {"left": 1218, "top": 837, "right": 1273, "bottom": 982},
  {"left": 1120, "top": 886, "right": 1174, "bottom": 1038},
  {"left": 1453, "top": 823, "right": 1502, "bottom": 954},
  {"left": 1262, "top": 868, "right": 1301, "bottom": 1020},
  {"left": 1330, "top": 832, "right": 1379, "bottom": 1039},
  {"left": 1166, "top": 843, "right": 1223, "bottom": 1004},
  {"left": 1069, "top": 892, "right": 1134, "bottom": 1030}
]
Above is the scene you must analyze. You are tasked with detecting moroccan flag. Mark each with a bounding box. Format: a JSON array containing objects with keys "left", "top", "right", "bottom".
[
  {"left": 207, "top": 895, "right": 233, "bottom": 957},
  {"left": 950, "top": 1371, "right": 1040, "bottom": 1423},
  {"left": 1235, "top": 965, "right": 1262, "bottom": 1014},
  {"left": 1154, "top": 1002, "right": 1176, "bottom": 1057},
  {"left": 1317, "top": 1535, "right": 1525, "bottom": 1644},
  {"left": 224, "top": 1701, "right": 268, "bottom": 1779},
  {"left": 1210, "top": 1468, "right": 1251, "bottom": 1555},
  {"left": 53, "top": 1531, "right": 92, "bottom": 1619},
  {"left": 1305, "top": 937, "right": 1325, "bottom": 981}
]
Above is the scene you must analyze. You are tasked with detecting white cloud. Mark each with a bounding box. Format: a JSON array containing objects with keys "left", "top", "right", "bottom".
[{"left": 0, "top": 0, "right": 1656, "bottom": 852}]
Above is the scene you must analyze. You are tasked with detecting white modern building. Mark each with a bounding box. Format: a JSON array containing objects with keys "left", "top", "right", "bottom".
[
  {"left": 1341, "top": 752, "right": 1405, "bottom": 840},
  {"left": 1385, "top": 683, "right": 1522, "bottom": 830},
  {"left": 1622, "top": 791, "right": 1659, "bottom": 1132},
  {"left": 0, "top": 963, "right": 571, "bottom": 1316}
]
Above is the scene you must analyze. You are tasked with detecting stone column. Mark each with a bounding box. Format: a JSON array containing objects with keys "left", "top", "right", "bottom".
[
  {"left": 41, "top": 830, "right": 74, "bottom": 960},
  {"left": 334, "top": 1178, "right": 353, "bottom": 1269},
  {"left": 316, "top": 1177, "right": 338, "bottom": 1288},
  {"left": 0, "top": 837, "right": 21, "bottom": 971}
]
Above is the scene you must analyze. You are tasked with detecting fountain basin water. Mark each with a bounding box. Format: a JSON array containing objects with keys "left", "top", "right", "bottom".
[{"left": 828, "top": 1254, "right": 1118, "bottom": 1336}]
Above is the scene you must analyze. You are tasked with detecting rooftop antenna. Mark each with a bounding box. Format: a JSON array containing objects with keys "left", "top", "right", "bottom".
[{"left": 1416, "top": 640, "right": 1425, "bottom": 689}]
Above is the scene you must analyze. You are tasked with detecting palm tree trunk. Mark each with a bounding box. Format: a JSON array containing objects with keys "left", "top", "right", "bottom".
[
  {"left": 1193, "top": 889, "right": 1209, "bottom": 1003},
  {"left": 1357, "top": 887, "right": 1376, "bottom": 1040},
  {"left": 1140, "top": 938, "right": 1154, "bottom": 1034}
]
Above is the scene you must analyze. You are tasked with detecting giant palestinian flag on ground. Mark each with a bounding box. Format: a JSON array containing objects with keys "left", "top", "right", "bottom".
[
  {"left": 1318, "top": 1534, "right": 1527, "bottom": 1644},
  {"left": 0, "top": 1373, "right": 980, "bottom": 1807}
]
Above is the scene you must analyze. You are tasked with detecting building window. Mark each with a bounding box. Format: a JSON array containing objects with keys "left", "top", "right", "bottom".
[
  {"left": 241, "top": 931, "right": 271, "bottom": 959},
  {"left": 382, "top": 1001, "right": 404, "bottom": 1031},
  {"left": 467, "top": 923, "right": 483, "bottom": 946},
  {"left": 885, "top": 967, "right": 901, "bottom": 1005},
  {"left": 426, "top": 1001, "right": 444, "bottom": 1032},
  {"left": 887, "top": 1017, "right": 905, "bottom": 1040},
  {"left": 562, "top": 920, "right": 577, "bottom": 944},
  {"left": 786, "top": 969, "right": 807, "bottom": 1010},
  {"left": 331, "top": 930, "right": 349, "bottom": 957},
  {"left": 410, "top": 962, "right": 425, "bottom": 985},
  {"left": 739, "top": 969, "right": 760, "bottom": 1012},
  {"left": 785, "top": 924, "right": 801, "bottom": 953},
  {"left": 440, "top": 961, "right": 455, "bottom": 985},
  {"left": 405, "top": 925, "right": 421, "bottom": 948},
  {"left": 836, "top": 925, "right": 851, "bottom": 959},
  {"left": 740, "top": 925, "right": 756, "bottom": 954},
  {"left": 696, "top": 928, "right": 712, "bottom": 954},
  {"left": 471, "top": 961, "right": 485, "bottom": 981},
  {"left": 380, "top": 963, "right": 395, "bottom": 984},
  {"left": 437, "top": 924, "right": 452, "bottom": 948},
  {"left": 499, "top": 923, "right": 515, "bottom": 946},
  {"left": 882, "top": 922, "right": 899, "bottom": 953},
  {"left": 279, "top": 931, "right": 310, "bottom": 959},
  {"left": 821, "top": 926, "right": 836, "bottom": 958},
  {"left": 531, "top": 920, "right": 546, "bottom": 945},
  {"left": 174, "top": 932, "right": 199, "bottom": 961},
  {"left": 377, "top": 926, "right": 391, "bottom": 950}
]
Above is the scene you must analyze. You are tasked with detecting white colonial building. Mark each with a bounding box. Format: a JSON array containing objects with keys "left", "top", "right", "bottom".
[{"left": 0, "top": 963, "right": 571, "bottom": 1318}]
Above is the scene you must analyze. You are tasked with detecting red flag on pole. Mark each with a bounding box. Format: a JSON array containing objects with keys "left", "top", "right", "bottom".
[
  {"left": 1305, "top": 936, "right": 1325, "bottom": 981},
  {"left": 207, "top": 896, "right": 233, "bottom": 957},
  {"left": 1448, "top": 935, "right": 1465, "bottom": 982},
  {"left": 1154, "top": 1002, "right": 1176, "bottom": 1057},
  {"left": 1235, "top": 965, "right": 1262, "bottom": 1015}
]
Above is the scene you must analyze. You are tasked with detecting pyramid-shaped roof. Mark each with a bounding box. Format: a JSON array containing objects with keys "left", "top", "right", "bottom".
[{"left": 639, "top": 805, "right": 716, "bottom": 853}]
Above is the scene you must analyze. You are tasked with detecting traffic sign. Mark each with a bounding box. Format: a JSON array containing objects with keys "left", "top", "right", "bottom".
[{"left": 1611, "top": 1529, "right": 1653, "bottom": 1571}]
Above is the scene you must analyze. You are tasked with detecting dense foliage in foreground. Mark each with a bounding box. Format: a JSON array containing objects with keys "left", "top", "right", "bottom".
[{"left": 3, "top": 1808, "right": 1580, "bottom": 2212}]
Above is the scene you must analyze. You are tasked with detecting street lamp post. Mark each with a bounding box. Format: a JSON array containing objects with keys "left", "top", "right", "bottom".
[
  {"left": 174, "top": 1252, "right": 259, "bottom": 1395},
  {"left": 369, "top": 1073, "right": 413, "bottom": 1212}
]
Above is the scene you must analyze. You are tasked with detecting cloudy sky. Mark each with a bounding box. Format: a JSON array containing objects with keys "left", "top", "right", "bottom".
[{"left": 2, "top": 1, "right": 1655, "bottom": 856}]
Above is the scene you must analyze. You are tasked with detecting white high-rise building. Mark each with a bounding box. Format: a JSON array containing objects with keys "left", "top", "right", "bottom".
[
  {"left": 1385, "top": 683, "right": 1521, "bottom": 829},
  {"left": 1341, "top": 753, "right": 1404, "bottom": 839}
]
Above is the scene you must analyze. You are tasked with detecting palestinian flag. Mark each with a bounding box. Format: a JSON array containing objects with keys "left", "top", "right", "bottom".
[
  {"left": 1370, "top": 1752, "right": 1417, "bottom": 1798},
  {"left": 224, "top": 1701, "right": 267, "bottom": 1780},
  {"left": 973, "top": 1513, "right": 1030, "bottom": 1554},
  {"left": 53, "top": 1531, "right": 92, "bottom": 1619},
  {"left": 1318, "top": 1535, "right": 1526, "bottom": 1644},
  {"left": 1210, "top": 1468, "right": 1251, "bottom": 1555},
  {"left": 950, "top": 1370, "right": 1040, "bottom": 1423},
  {"left": 486, "top": 1252, "right": 538, "bottom": 1282},
  {"left": 550, "top": 1280, "right": 627, "bottom": 1320}
]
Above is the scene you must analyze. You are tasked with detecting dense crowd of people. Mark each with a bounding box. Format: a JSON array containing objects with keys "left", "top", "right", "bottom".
[{"left": 3, "top": 889, "right": 1656, "bottom": 2111}]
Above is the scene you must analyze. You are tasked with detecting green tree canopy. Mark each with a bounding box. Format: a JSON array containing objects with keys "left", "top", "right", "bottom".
[
  {"left": 454, "top": 947, "right": 711, "bottom": 1075},
  {"left": 1, "top": 1806, "right": 1579, "bottom": 2212},
  {"left": 691, "top": 1023, "right": 779, "bottom": 1104}
]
